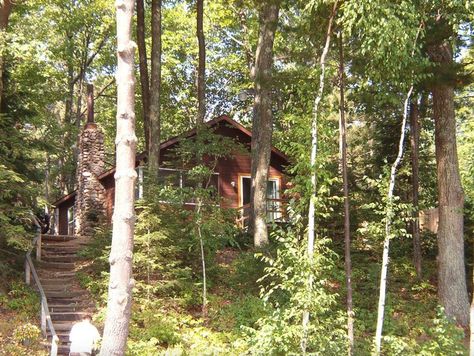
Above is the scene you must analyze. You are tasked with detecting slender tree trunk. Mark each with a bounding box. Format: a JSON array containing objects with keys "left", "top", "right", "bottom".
[
  {"left": 409, "top": 100, "right": 422, "bottom": 278},
  {"left": 374, "top": 25, "right": 422, "bottom": 353},
  {"left": 338, "top": 31, "right": 354, "bottom": 356},
  {"left": 471, "top": 269, "right": 473, "bottom": 356},
  {"left": 301, "top": 3, "right": 337, "bottom": 353},
  {"left": 100, "top": 1, "right": 137, "bottom": 354},
  {"left": 149, "top": 0, "right": 161, "bottom": 174},
  {"left": 428, "top": 30, "right": 469, "bottom": 327},
  {"left": 136, "top": 0, "right": 151, "bottom": 153},
  {"left": 196, "top": 0, "right": 205, "bottom": 125},
  {"left": 374, "top": 86, "right": 414, "bottom": 355},
  {"left": 0, "top": 0, "right": 12, "bottom": 112},
  {"left": 196, "top": 198, "right": 207, "bottom": 317},
  {"left": 249, "top": 0, "right": 280, "bottom": 247}
]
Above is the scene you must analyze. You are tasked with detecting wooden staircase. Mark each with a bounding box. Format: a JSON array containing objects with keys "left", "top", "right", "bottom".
[{"left": 26, "top": 234, "right": 96, "bottom": 356}]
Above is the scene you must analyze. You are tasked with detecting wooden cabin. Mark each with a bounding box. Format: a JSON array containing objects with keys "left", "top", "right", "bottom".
[{"left": 52, "top": 115, "right": 289, "bottom": 235}]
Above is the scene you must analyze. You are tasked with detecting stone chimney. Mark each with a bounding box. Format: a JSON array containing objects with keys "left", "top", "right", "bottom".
[{"left": 74, "top": 84, "right": 106, "bottom": 236}]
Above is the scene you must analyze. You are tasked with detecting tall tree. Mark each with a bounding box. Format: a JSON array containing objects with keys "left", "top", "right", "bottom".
[
  {"left": 136, "top": 0, "right": 151, "bottom": 153},
  {"left": 100, "top": 0, "right": 137, "bottom": 354},
  {"left": 196, "top": 0, "right": 205, "bottom": 125},
  {"left": 249, "top": 0, "right": 280, "bottom": 247},
  {"left": 409, "top": 100, "right": 422, "bottom": 278},
  {"left": 149, "top": 0, "right": 162, "bottom": 173},
  {"left": 427, "top": 17, "right": 469, "bottom": 327},
  {"left": 301, "top": 2, "right": 337, "bottom": 352},
  {"left": 0, "top": 0, "right": 12, "bottom": 111},
  {"left": 374, "top": 85, "right": 414, "bottom": 355},
  {"left": 338, "top": 31, "right": 354, "bottom": 356}
]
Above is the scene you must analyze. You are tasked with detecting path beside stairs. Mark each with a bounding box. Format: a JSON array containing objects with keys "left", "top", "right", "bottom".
[{"left": 36, "top": 234, "right": 96, "bottom": 355}]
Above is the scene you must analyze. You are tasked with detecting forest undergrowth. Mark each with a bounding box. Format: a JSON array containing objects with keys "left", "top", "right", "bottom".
[{"left": 72, "top": 196, "right": 469, "bottom": 356}]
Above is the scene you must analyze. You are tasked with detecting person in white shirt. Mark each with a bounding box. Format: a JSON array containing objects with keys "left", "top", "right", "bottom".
[{"left": 69, "top": 314, "right": 101, "bottom": 356}]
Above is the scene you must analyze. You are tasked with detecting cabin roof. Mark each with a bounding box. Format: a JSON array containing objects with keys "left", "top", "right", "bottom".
[{"left": 52, "top": 115, "right": 289, "bottom": 207}]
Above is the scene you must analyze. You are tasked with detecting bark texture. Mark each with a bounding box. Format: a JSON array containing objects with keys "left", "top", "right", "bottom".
[
  {"left": 100, "top": 0, "right": 137, "bottom": 354},
  {"left": 249, "top": 0, "right": 280, "bottom": 247},
  {"left": 428, "top": 33, "right": 469, "bottom": 327},
  {"left": 0, "top": 0, "right": 12, "bottom": 112},
  {"left": 136, "top": 0, "right": 151, "bottom": 153},
  {"left": 196, "top": 0, "right": 205, "bottom": 125},
  {"left": 338, "top": 32, "right": 354, "bottom": 356},
  {"left": 432, "top": 82, "right": 469, "bottom": 326},
  {"left": 409, "top": 101, "right": 422, "bottom": 278},
  {"left": 149, "top": 0, "right": 162, "bottom": 174}
]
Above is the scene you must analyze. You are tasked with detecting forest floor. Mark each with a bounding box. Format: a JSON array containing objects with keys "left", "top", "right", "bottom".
[{"left": 0, "top": 231, "right": 470, "bottom": 355}]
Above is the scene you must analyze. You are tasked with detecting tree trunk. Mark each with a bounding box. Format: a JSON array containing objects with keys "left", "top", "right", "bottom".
[
  {"left": 249, "top": 0, "right": 280, "bottom": 247},
  {"left": 300, "top": 2, "right": 337, "bottom": 352},
  {"left": 136, "top": 0, "right": 151, "bottom": 153},
  {"left": 0, "top": 0, "right": 12, "bottom": 112},
  {"left": 409, "top": 100, "right": 422, "bottom": 278},
  {"left": 100, "top": 0, "right": 137, "bottom": 354},
  {"left": 149, "top": 0, "right": 161, "bottom": 174},
  {"left": 432, "top": 82, "right": 469, "bottom": 326},
  {"left": 428, "top": 31, "right": 469, "bottom": 327},
  {"left": 338, "top": 31, "right": 354, "bottom": 356},
  {"left": 374, "top": 86, "right": 414, "bottom": 355},
  {"left": 471, "top": 268, "right": 474, "bottom": 356},
  {"left": 196, "top": 0, "right": 205, "bottom": 125}
]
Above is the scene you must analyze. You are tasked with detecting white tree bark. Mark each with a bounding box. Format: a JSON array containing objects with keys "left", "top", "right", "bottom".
[
  {"left": 471, "top": 286, "right": 474, "bottom": 356},
  {"left": 301, "top": 2, "right": 338, "bottom": 354},
  {"left": 374, "top": 25, "right": 421, "bottom": 354},
  {"left": 374, "top": 86, "right": 413, "bottom": 355},
  {"left": 100, "top": 0, "right": 137, "bottom": 354}
]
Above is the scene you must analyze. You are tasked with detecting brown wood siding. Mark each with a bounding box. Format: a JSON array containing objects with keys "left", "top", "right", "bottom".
[{"left": 53, "top": 117, "right": 289, "bottom": 233}]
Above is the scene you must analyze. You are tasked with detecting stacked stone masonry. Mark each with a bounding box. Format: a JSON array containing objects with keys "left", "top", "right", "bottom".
[{"left": 74, "top": 123, "right": 106, "bottom": 236}]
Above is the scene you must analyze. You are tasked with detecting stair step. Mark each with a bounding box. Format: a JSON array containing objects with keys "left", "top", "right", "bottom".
[
  {"left": 49, "top": 304, "right": 81, "bottom": 312},
  {"left": 37, "top": 261, "right": 75, "bottom": 270},
  {"left": 42, "top": 283, "right": 72, "bottom": 296},
  {"left": 40, "top": 278, "right": 74, "bottom": 286},
  {"left": 44, "top": 290, "right": 86, "bottom": 299},
  {"left": 41, "top": 235, "right": 76, "bottom": 242},
  {"left": 38, "top": 272, "right": 76, "bottom": 280},
  {"left": 52, "top": 322, "right": 75, "bottom": 331},
  {"left": 51, "top": 311, "right": 89, "bottom": 321},
  {"left": 41, "top": 255, "right": 80, "bottom": 263}
]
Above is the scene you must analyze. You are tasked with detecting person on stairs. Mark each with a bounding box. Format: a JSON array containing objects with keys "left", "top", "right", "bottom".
[{"left": 69, "top": 314, "right": 101, "bottom": 356}]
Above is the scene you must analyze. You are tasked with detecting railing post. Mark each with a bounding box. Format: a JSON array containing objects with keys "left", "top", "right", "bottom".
[
  {"left": 25, "top": 260, "right": 31, "bottom": 285},
  {"left": 51, "top": 335, "right": 58, "bottom": 356},
  {"left": 36, "top": 234, "right": 42, "bottom": 261},
  {"left": 40, "top": 299, "right": 46, "bottom": 336}
]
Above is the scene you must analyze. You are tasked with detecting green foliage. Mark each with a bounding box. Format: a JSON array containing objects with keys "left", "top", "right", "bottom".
[
  {"left": 0, "top": 321, "right": 46, "bottom": 356},
  {"left": 243, "top": 221, "right": 347, "bottom": 355},
  {"left": 12, "top": 322, "right": 42, "bottom": 344},
  {"left": 357, "top": 173, "right": 413, "bottom": 245},
  {"left": 0, "top": 281, "right": 40, "bottom": 317},
  {"left": 417, "top": 307, "right": 467, "bottom": 355}
]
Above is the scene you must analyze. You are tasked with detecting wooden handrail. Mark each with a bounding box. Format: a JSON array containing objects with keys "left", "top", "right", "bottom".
[{"left": 26, "top": 216, "right": 59, "bottom": 356}]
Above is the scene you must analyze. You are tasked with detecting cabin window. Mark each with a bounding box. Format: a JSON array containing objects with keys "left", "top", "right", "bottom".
[
  {"left": 158, "top": 168, "right": 182, "bottom": 188},
  {"left": 239, "top": 175, "right": 281, "bottom": 221},
  {"left": 158, "top": 168, "right": 219, "bottom": 193},
  {"left": 135, "top": 166, "right": 144, "bottom": 200},
  {"left": 67, "top": 206, "right": 75, "bottom": 235}
]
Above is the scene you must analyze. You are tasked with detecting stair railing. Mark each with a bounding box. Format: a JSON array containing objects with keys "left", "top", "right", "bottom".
[{"left": 25, "top": 216, "right": 59, "bottom": 356}]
